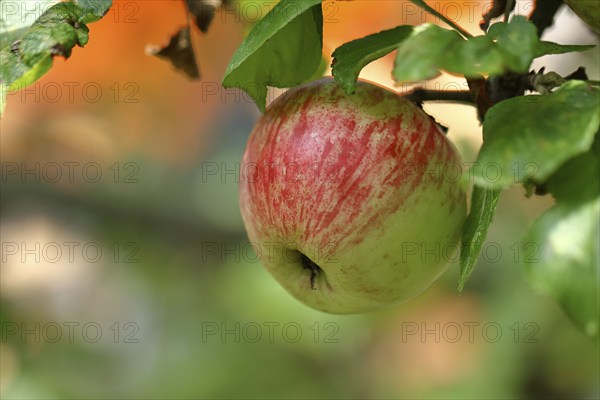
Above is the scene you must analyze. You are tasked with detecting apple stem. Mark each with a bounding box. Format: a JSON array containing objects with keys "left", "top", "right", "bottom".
[{"left": 412, "top": 0, "right": 473, "bottom": 38}]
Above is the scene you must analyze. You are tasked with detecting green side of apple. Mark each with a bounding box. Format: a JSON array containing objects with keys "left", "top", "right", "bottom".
[{"left": 239, "top": 78, "right": 467, "bottom": 314}]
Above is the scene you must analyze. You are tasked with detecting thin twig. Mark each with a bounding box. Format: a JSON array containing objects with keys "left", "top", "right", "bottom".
[
  {"left": 405, "top": 89, "right": 474, "bottom": 105},
  {"left": 411, "top": 0, "right": 473, "bottom": 38}
]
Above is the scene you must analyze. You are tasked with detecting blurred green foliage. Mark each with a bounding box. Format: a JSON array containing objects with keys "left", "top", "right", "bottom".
[{"left": 1, "top": 122, "right": 598, "bottom": 399}]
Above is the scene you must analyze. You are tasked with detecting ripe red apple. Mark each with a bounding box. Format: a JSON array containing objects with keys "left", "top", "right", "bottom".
[{"left": 239, "top": 78, "right": 466, "bottom": 313}]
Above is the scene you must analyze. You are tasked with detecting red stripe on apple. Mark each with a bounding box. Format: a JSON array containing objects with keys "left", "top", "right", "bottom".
[{"left": 239, "top": 78, "right": 466, "bottom": 313}]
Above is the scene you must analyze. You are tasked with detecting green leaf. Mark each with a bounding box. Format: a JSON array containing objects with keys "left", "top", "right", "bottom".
[
  {"left": 394, "top": 24, "right": 462, "bottom": 83},
  {"left": 77, "top": 0, "right": 112, "bottom": 23},
  {"left": 524, "top": 140, "right": 599, "bottom": 341},
  {"left": 443, "top": 35, "right": 504, "bottom": 77},
  {"left": 458, "top": 186, "right": 501, "bottom": 292},
  {"left": 0, "top": 0, "right": 60, "bottom": 46},
  {"left": 393, "top": 19, "right": 538, "bottom": 83},
  {"left": 1, "top": 27, "right": 28, "bottom": 50},
  {"left": 546, "top": 133, "right": 600, "bottom": 204},
  {"left": 472, "top": 81, "right": 600, "bottom": 189},
  {"left": 487, "top": 19, "right": 595, "bottom": 64},
  {"left": 19, "top": 3, "right": 90, "bottom": 67},
  {"left": 0, "top": 48, "right": 53, "bottom": 87},
  {"left": 0, "top": 1, "right": 111, "bottom": 117},
  {"left": 524, "top": 201, "right": 599, "bottom": 342},
  {"left": 306, "top": 53, "right": 328, "bottom": 82},
  {"left": 332, "top": 26, "right": 413, "bottom": 94},
  {"left": 222, "top": 0, "right": 323, "bottom": 112},
  {"left": 0, "top": 47, "right": 53, "bottom": 115},
  {"left": 488, "top": 16, "right": 538, "bottom": 72},
  {"left": 534, "top": 41, "right": 596, "bottom": 58}
]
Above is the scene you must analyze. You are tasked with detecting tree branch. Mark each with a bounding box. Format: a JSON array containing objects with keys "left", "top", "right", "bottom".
[
  {"left": 412, "top": 0, "right": 473, "bottom": 38},
  {"left": 530, "top": 0, "right": 564, "bottom": 37},
  {"left": 405, "top": 89, "right": 474, "bottom": 105},
  {"left": 480, "top": 0, "right": 516, "bottom": 31}
]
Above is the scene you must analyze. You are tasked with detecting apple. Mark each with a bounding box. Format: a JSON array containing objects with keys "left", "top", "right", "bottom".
[
  {"left": 239, "top": 78, "right": 466, "bottom": 314},
  {"left": 565, "top": 0, "right": 600, "bottom": 33}
]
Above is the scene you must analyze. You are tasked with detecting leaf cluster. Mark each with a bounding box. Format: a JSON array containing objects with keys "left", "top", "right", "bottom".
[{"left": 0, "top": 0, "right": 111, "bottom": 115}]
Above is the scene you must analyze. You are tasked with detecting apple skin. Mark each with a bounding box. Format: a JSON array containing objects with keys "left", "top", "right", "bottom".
[
  {"left": 239, "top": 78, "right": 466, "bottom": 314},
  {"left": 565, "top": 0, "right": 600, "bottom": 33}
]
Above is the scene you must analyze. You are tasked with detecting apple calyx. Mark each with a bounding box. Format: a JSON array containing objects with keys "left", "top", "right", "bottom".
[{"left": 300, "top": 253, "right": 322, "bottom": 290}]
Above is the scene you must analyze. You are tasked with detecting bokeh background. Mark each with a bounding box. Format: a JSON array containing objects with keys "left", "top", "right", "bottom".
[{"left": 1, "top": 1, "right": 599, "bottom": 398}]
